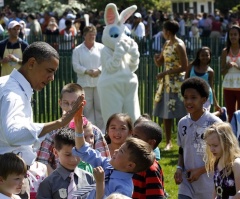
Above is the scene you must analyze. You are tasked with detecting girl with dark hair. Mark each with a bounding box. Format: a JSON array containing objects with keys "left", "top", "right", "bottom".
[
  {"left": 185, "top": 46, "right": 221, "bottom": 112},
  {"left": 104, "top": 113, "right": 133, "bottom": 157},
  {"left": 221, "top": 25, "right": 240, "bottom": 121}
]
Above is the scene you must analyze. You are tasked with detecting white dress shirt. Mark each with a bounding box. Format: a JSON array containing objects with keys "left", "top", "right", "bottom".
[
  {"left": 0, "top": 69, "right": 44, "bottom": 165},
  {"left": 72, "top": 42, "right": 104, "bottom": 87}
]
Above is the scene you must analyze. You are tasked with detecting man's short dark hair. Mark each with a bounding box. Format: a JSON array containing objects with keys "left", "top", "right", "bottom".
[{"left": 22, "top": 42, "right": 59, "bottom": 65}]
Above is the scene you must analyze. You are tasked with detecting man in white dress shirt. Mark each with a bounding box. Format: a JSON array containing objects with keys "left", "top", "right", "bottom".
[
  {"left": 0, "top": 42, "right": 82, "bottom": 198},
  {"left": 72, "top": 25, "right": 105, "bottom": 132}
]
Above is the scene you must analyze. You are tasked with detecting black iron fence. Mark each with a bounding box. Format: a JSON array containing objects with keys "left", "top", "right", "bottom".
[{"left": 0, "top": 34, "right": 225, "bottom": 122}]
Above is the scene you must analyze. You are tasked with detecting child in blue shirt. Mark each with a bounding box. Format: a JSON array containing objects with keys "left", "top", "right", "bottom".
[{"left": 72, "top": 96, "right": 155, "bottom": 198}]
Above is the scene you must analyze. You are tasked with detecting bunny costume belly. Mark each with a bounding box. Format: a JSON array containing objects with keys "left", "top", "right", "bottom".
[{"left": 98, "top": 47, "right": 140, "bottom": 125}]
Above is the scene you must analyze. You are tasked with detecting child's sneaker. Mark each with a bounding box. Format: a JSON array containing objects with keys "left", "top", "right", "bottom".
[{"left": 219, "top": 107, "right": 228, "bottom": 122}]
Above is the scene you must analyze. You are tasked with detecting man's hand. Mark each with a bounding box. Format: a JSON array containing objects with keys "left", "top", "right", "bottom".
[{"left": 58, "top": 95, "right": 85, "bottom": 128}]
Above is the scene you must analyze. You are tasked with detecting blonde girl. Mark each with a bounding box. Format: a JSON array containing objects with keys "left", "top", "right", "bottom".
[
  {"left": 104, "top": 113, "right": 133, "bottom": 157},
  {"left": 204, "top": 122, "right": 240, "bottom": 199}
]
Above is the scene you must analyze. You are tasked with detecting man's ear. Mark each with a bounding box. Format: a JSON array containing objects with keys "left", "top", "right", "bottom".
[
  {"left": 0, "top": 176, "right": 4, "bottom": 184},
  {"left": 53, "top": 148, "right": 59, "bottom": 158},
  {"left": 27, "top": 57, "right": 36, "bottom": 70}
]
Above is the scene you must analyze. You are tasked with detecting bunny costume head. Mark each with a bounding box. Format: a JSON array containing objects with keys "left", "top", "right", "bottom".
[
  {"left": 102, "top": 3, "right": 137, "bottom": 50},
  {"left": 98, "top": 3, "right": 141, "bottom": 127}
]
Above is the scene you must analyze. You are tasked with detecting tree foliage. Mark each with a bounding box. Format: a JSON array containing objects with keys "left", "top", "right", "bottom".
[
  {"left": 77, "top": 0, "right": 171, "bottom": 13},
  {"left": 4, "top": 0, "right": 172, "bottom": 15},
  {"left": 215, "top": 0, "right": 240, "bottom": 14}
]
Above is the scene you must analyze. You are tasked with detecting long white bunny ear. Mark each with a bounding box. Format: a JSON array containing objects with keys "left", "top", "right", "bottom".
[
  {"left": 104, "top": 3, "right": 120, "bottom": 25},
  {"left": 119, "top": 5, "right": 137, "bottom": 24}
]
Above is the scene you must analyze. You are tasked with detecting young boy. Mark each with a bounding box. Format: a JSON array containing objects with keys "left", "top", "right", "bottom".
[
  {"left": 37, "top": 127, "right": 95, "bottom": 199},
  {"left": 174, "top": 77, "right": 222, "bottom": 199},
  {"left": 72, "top": 100, "right": 155, "bottom": 198},
  {"left": 0, "top": 153, "right": 27, "bottom": 199},
  {"left": 36, "top": 83, "right": 110, "bottom": 174},
  {"left": 132, "top": 120, "right": 165, "bottom": 199}
]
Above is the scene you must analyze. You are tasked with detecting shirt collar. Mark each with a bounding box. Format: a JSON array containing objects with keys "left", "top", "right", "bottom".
[
  {"left": 187, "top": 109, "right": 207, "bottom": 127},
  {"left": 110, "top": 170, "right": 133, "bottom": 179},
  {"left": 10, "top": 69, "right": 33, "bottom": 101},
  {"left": 56, "top": 164, "right": 73, "bottom": 180}
]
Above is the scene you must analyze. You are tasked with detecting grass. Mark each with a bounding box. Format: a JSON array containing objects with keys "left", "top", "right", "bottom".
[{"left": 158, "top": 131, "right": 179, "bottom": 198}]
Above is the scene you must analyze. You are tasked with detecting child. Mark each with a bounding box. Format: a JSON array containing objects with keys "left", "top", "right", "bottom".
[
  {"left": 134, "top": 113, "right": 161, "bottom": 161},
  {"left": 76, "top": 118, "right": 95, "bottom": 174},
  {"left": 185, "top": 47, "right": 220, "bottom": 112},
  {"left": 174, "top": 77, "right": 222, "bottom": 198},
  {"left": 203, "top": 122, "right": 240, "bottom": 199},
  {"left": 27, "top": 161, "right": 48, "bottom": 199},
  {"left": 106, "top": 193, "right": 132, "bottom": 199},
  {"left": 72, "top": 100, "right": 155, "bottom": 198},
  {"left": 230, "top": 110, "right": 240, "bottom": 144},
  {"left": 132, "top": 120, "right": 165, "bottom": 199},
  {"left": 37, "top": 127, "right": 95, "bottom": 199},
  {"left": 185, "top": 46, "right": 227, "bottom": 121},
  {"left": 0, "top": 153, "right": 27, "bottom": 199},
  {"left": 36, "top": 83, "right": 110, "bottom": 174},
  {"left": 104, "top": 113, "right": 133, "bottom": 157}
]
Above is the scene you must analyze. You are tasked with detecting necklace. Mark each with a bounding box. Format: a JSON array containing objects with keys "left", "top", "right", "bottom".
[
  {"left": 215, "top": 171, "right": 224, "bottom": 198},
  {"left": 230, "top": 48, "right": 240, "bottom": 63}
]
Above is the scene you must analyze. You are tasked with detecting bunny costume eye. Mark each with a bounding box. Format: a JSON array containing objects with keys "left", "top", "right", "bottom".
[{"left": 109, "top": 27, "right": 120, "bottom": 38}]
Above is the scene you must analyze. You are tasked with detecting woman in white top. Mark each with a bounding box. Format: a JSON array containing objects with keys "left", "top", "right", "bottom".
[
  {"left": 131, "top": 12, "right": 145, "bottom": 39},
  {"left": 221, "top": 25, "right": 240, "bottom": 121}
]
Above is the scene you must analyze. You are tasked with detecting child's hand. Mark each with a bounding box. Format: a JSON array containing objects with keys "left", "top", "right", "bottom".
[
  {"left": 186, "top": 168, "right": 202, "bottom": 183},
  {"left": 93, "top": 166, "right": 105, "bottom": 183},
  {"left": 74, "top": 94, "right": 85, "bottom": 133},
  {"left": 174, "top": 169, "right": 183, "bottom": 184}
]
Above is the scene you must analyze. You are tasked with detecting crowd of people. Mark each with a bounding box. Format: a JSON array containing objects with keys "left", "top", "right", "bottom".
[{"left": 0, "top": 3, "right": 240, "bottom": 199}]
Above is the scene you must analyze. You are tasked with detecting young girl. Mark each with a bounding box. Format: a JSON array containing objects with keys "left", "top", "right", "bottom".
[
  {"left": 104, "top": 113, "right": 133, "bottom": 157},
  {"left": 185, "top": 46, "right": 221, "bottom": 113},
  {"left": 204, "top": 122, "right": 240, "bottom": 199}
]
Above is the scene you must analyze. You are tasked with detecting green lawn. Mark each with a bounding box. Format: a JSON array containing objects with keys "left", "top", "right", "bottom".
[{"left": 159, "top": 131, "right": 179, "bottom": 198}]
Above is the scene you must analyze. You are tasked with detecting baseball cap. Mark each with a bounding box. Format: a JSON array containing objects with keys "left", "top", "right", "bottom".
[
  {"left": 66, "top": 13, "right": 76, "bottom": 19},
  {"left": 8, "top": 20, "right": 21, "bottom": 29},
  {"left": 134, "top": 12, "right": 142, "bottom": 18}
]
